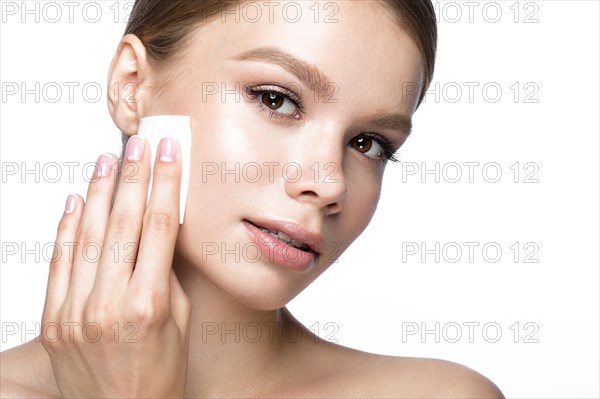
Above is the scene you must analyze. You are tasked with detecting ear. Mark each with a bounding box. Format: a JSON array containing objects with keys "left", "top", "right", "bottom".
[{"left": 106, "top": 34, "right": 154, "bottom": 136}]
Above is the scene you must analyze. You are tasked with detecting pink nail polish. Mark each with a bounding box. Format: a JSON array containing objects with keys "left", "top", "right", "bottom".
[
  {"left": 125, "top": 136, "right": 145, "bottom": 161},
  {"left": 64, "top": 194, "right": 77, "bottom": 214},
  {"left": 94, "top": 154, "right": 114, "bottom": 178},
  {"left": 158, "top": 138, "right": 177, "bottom": 163}
]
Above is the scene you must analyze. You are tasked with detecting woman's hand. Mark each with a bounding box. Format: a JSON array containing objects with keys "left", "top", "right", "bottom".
[{"left": 41, "top": 136, "right": 191, "bottom": 398}]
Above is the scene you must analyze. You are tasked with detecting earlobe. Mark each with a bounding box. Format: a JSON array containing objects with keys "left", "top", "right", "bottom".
[{"left": 106, "top": 34, "right": 152, "bottom": 136}]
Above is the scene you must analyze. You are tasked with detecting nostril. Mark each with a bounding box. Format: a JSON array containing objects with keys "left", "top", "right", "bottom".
[{"left": 325, "top": 202, "right": 342, "bottom": 216}]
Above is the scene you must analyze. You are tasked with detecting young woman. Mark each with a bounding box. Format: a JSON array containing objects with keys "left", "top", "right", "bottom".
[{"left": 1, "top": 0, "right": 504, "bottom": 397}]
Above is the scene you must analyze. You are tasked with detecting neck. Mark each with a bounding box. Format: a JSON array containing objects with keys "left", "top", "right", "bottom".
[{"left": 172, "top": 250, "right": 306, "bottom": 397}]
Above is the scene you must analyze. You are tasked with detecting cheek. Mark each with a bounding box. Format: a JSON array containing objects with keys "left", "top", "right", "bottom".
[
  {"left": 179, "top": 98, "right": 284, "bottom": 233},
  {"left": 187, "top": 90, "right": 280, "bottom": 164},
  {"left": 323, "top": 169, "right": 383, "bottom": 258},
  {"left": 349, "top": 177, "right": 382, "bottom": 231}
]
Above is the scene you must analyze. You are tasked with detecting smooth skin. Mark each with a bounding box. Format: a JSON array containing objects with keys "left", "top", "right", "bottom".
[{"left": 2, "top": 1, "right": 504, "bottom": 397}]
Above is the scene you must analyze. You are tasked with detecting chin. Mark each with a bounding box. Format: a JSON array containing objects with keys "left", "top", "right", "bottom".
[{"left": 211, "top": 257, "right": 318, "bottom": 311}]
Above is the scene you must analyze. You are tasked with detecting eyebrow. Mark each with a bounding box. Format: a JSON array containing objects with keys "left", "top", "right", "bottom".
[
  {"left": 232, "top": 46, "right": 330, "bottom": 93},
  {"left": 232, "top": 46, "right": 413, "bottom": 135},
  {"left": 359, "top": 112, "right": 413, "bottom": 136}
]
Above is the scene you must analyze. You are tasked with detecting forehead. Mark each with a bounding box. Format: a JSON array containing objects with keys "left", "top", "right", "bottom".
[{"left": 178, "top": 0, "right": 424, "bottom": 115}]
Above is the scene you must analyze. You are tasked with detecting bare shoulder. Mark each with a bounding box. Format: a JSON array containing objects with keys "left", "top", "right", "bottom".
[
  {"left": 299, "top": 341, "right": 504, "bottom": 398},
  {"left": 367, "top": 354, "right": 505, "bottom": 398},
  {"left": 0, "top": 340, "right": 59, "bottom": 398}
]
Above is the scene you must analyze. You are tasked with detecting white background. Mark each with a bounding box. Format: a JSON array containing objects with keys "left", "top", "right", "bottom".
[{"left": 1, "top": 1, "right": 598, "bottom": 397}]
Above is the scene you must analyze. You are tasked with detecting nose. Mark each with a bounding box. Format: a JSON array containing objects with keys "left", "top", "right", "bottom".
[{"left": 283, "top": 129, "right": 348, "bottom": 216}]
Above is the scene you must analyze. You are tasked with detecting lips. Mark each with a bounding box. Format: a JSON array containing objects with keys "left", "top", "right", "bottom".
[
  {"left": 252, "top": 225, "right": 312, "bottom": 251},
  {"left": 244, "top": 219, "right": 325, "bottom": 255},
  {"left": 243, "top": 219, "right": 325, "bottom": 272}
]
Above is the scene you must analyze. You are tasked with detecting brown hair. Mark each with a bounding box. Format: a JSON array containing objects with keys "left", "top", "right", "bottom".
[{"left": 124, "top": 0, "right": 437, "bottom": 106}]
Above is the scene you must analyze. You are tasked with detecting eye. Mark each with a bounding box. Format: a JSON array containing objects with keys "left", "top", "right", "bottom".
[
  {"left": 244, "top": 84, "right": 304, "bottom": 120},
  {"left": 351, "top": 136, "right": 383, "bottom": 158},
  {"left": 260, "top": 92, "right": 296, "bottom": 115},
  {"left": 350, "top": 134, "right": 399, "bottom": 163}
]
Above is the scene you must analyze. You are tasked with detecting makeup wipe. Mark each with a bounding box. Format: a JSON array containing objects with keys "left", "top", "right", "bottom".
[{"left": 137, "top": 115, "right": 191, "bottom": 224}]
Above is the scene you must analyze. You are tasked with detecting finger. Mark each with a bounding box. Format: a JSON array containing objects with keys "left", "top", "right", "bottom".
[
  {"left": 65, "top": 153, "right": 118, "bottom": 305},
  {"left": 94, "top": 136, "right": 151, "bottom": 290},
  {"left": 169, "top": 269, "right": 191, "bottom": 333},
  {"left": 42, "top": 194, "right": 84, "bottom": 318},
  {"left": 132, "top": 138, "right": 181, "bottom": 293}
]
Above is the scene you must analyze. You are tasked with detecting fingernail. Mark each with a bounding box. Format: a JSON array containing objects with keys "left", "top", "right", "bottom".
[
  {"left": 158, "top": 138, "right": 177, "bottom": 163},
  {"left": 125, "top": 136, "right": 145, "bottom": 161},
  {"left": 64, "top": 194, "right": 78, "bottom": 214},
  {"left": 94, "top": 154, "right": 114, "bottom": 178}
]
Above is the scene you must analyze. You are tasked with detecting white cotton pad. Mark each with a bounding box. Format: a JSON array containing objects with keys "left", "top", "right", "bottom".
[{"left": 137, "top": 115, "right": 192, "bottom": 224}]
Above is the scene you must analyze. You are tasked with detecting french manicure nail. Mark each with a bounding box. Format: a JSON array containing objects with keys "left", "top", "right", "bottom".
[
  {"left": 125, "top": 136, "right": 145, "bottom": 161},
  {"left": 94, "top": 154, "right": 114, "bottom": 178},
  {"left": 64, "top": 194, "right": 78, "bottom": 214},
  {"left": 158, "top": 138, "right": 177, "bottom": 163}
]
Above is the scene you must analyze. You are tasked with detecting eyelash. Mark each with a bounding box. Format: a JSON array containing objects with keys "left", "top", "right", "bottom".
[
  {"left": 244, "top": 84, "right": 305, "bottom": 120},
  {"left": 358, "top": 133, "right": 399, "bottom": 164},
  {"left": 244, "top": 84, "right": 399, "bottom": 163}
]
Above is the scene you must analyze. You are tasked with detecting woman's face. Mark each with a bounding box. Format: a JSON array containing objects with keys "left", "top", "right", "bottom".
[{"left": 143, "top": 1, "right": 423, "bottom": 310}]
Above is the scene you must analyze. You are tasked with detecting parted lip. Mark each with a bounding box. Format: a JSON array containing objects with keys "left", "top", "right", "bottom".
[{"left": 243, "top": 219, "right": 325, "bottom": 255}]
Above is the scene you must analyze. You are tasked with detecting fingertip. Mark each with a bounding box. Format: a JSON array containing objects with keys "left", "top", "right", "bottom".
[
  {"left": 58, "top": 194, "right": 83, "bottom": 232},
  {"left": 125, "top": 135, "right": 147, "bottom": 162},
  {"left": 64, "top": 193, "right": 79, "bottom": 215},
  {"left": 157, "top": 138, "right": 179, "bottom": 163}
]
